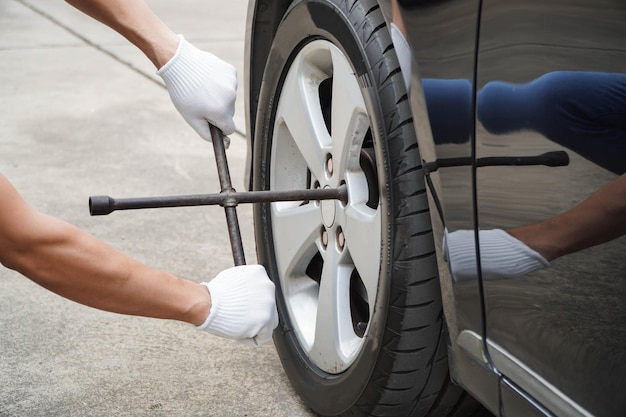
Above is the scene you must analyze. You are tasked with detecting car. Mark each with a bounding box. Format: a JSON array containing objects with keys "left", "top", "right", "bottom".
[{"left": 243, "top": 1, "right": 626, "bottom": 416}]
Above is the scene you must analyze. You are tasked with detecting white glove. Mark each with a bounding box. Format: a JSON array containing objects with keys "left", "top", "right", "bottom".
[
  {"left": 196, "top": 265, "right": 279, "bottom": 346},
  {"left": 157, "top": 35, "right": 237, "bottom": 144},
  {"left": 443, "top": 228, "right": 549, "bottom": 282}
]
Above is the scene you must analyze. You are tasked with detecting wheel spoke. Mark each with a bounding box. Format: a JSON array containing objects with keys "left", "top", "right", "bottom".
[
  {"left": 329, "top": 46, "right": 369, "bottom": 176},
  {"left": 275, "top": 49, "right": 332, "bottom": 181},
  {"left": 343, "top": 203, "right": 381, "bottom": 309},
  {"left": 269, "top": 40, "right": 382, "bottom": 374},
  {"left": 271, "top": 202, "right": 322, "bottom": 280},
  {"left": 309, "top": 247, "right": 359, "bottom": 371}
]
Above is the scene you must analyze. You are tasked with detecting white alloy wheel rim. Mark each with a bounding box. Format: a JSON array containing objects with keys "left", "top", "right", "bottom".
[{"left": 270, "top": 40, "right": 382, "bottom": 373}]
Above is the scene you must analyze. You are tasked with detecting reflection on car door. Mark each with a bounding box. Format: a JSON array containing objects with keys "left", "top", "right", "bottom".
[{"left": 475, "top": 1, "right": 626, "bottom": 416}]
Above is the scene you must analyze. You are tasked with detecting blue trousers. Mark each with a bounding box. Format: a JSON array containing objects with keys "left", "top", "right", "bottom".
[{"left": 423, "top": 72, "right": 626, "bottom": 174}]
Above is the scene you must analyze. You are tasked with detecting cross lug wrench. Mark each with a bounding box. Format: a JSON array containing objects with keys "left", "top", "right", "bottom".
[{"left": 89, "top": 126, "right": 348, "bottom": 266}]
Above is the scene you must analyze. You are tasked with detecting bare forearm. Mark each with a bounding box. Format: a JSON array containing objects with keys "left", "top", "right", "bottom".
[
  {"left": 3, "top": 214, "right": 210, "bottom": 325},
  {"left": 65, "top": 0, "right": 178, "bottom": 67},
  {"left": 0, "top": 175, "right": 209, "bottom": 325},
  {"left": 510, "top": 174, "right": 626, "bottom": 260}
]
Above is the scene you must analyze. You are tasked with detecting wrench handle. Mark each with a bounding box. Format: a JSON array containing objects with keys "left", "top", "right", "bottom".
[{"left": 209, "top": 125, "right": 246, "bottom": 266}]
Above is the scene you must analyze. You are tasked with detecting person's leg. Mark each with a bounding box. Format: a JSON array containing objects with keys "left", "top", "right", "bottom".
[
  {"left": 422, "top": 78, "right": 473, "bottom": 144},
  {"left": 478, "top": 71, "right": 626, "bottom": 174}
]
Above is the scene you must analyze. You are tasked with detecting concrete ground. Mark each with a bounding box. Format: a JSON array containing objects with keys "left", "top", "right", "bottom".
[{"left": 0, "top": 0, "right": 315, "bottom": 416}]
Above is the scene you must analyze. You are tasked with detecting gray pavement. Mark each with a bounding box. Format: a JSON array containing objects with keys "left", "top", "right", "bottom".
[{"left": 0, "top": 1, "right": 315, "bottom": 416}]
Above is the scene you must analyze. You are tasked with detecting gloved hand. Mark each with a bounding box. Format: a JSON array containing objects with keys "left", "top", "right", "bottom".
[
  {"left": 443, "top": 228, "right": 549, "bottom": 282},
  {"left": 157, "top": 35, "right": 237, "bottom": 145},
  {"left": 196, "top": 265, "right": 279, "bottom": 346}
]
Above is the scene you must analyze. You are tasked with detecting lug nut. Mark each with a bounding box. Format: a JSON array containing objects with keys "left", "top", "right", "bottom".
[
  {"left": 337, "top": 228, "right": 345, "bottom": 250},
  {"left": 326, "top": 154, "right": 333, "bottom": 176},
  {"left": 321, "top": 229, "right": 328, "bottom": 248}
]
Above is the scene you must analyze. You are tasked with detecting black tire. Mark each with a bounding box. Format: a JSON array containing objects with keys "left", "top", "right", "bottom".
[{"left": 252, "top": 1, "right": 483, "bottom": 416}]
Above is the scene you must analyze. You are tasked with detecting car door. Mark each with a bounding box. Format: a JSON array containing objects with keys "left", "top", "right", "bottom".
[{"left": 475, "top": 1, "right": 626, "bottom": 416}]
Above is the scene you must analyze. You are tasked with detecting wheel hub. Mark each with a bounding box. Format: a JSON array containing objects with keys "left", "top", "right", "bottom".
[{"left": 320, "top": 186, "right": 336, "bottom": 227}]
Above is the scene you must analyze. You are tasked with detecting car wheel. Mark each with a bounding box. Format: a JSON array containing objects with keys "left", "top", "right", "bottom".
[{"left": 252, "top": 1, "right": 477, "bottom": 416}]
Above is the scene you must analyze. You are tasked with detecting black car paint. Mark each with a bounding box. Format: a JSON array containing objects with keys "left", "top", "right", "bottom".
[
  {"left": 475, "top": 2, "right": 626, "bottom": 416},
  {"left": 399, "top": 0, "right": 626, "bottom": 416}
]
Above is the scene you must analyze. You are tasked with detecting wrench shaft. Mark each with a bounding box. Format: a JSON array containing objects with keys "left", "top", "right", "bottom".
[{"left": 210, "top": 125, "right": 246, "bottom": 266}]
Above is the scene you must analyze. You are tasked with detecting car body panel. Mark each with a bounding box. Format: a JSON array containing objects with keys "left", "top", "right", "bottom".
[{"left": 475, "top": 1, "right": 626, "bottom": 416}]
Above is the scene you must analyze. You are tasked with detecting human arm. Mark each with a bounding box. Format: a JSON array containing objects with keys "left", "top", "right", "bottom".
[
  {"left": 509, "top": 173, "right": 626, "bottom": 261},
  {"left": 0, "top": 173, "right": 211, "bottom": 324},
  {"left": 65, "top": 0, "right": 178, "bottom": 67},
  {"left": 65, "top": 0, "right": 237, "bottom": 139},
  {"left": 0, "top": 174, "right": 277, "bottom": 344}
]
